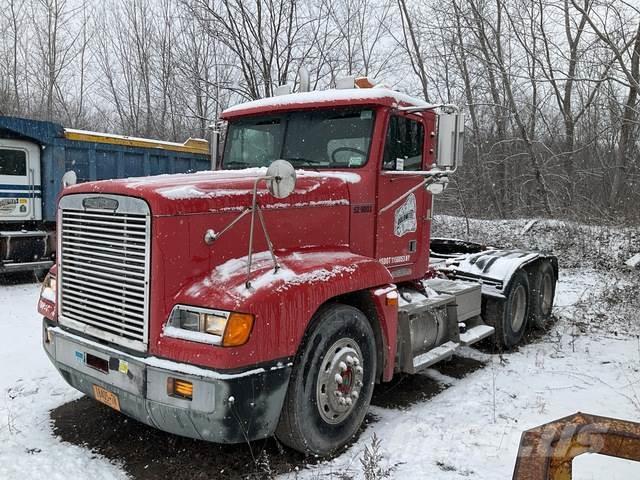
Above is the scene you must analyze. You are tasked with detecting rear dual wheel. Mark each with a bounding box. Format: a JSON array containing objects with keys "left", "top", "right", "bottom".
[
  {"left": 484, "top": 269, "right": 530, "bottom": 349},
  {"left": 484, "top": 260, "right": 556, "bottom": 349},
  {"left": 529, "top": 261, "right": 556, "bottom": 329},
  {"left": 276, "top": 304, "right": 376, "bottom": 456}
]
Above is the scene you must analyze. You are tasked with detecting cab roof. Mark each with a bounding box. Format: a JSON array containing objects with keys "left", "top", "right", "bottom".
[{"left": 221, "top": 88, "right": 432, "bottom": 119}]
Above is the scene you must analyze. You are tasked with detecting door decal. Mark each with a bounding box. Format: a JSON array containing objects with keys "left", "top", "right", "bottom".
[{"left": 394, "top": 193, "right": 417, "bottom": 237}]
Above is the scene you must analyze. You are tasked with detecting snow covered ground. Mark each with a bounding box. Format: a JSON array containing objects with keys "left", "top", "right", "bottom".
[
  {"left": 300, "top": 268, "right": 640, "bottom": 479},
  {"left": 0, "top": 217, "right": 638, "bottom": 479},
  {"left": 0, "top": 280, "right": 127, "bottom": 480}
]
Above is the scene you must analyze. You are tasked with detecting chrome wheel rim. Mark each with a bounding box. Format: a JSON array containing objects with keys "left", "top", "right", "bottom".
[
  {"left": 541, "top": 273, "right": 553, "bottom": 315},
  {"left": 316, "top": 338, "right": 364, "bottom": 424},
  {"left": 511, "top": 284, "right": 527, "bottom": 332}
]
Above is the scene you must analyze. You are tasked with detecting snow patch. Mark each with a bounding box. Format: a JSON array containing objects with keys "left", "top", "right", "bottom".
[
  {"left": 162, "top": 325, "right": 222, "bottom": 345},
  {"left": 297, "top": 169, "right": 361, "bottom": 184},
  {"left": 373, "top": 285, "right": 397, "bottom": 296},
  {"left": 223, "top": 88, "right": 432, "bottom": 115},
  {"left": 215, "top": 251, "right": 274, "bottom": 280},
  {"left": 158, "top": 186, "right": 253, "bottom": 200},
  {"left": 123, "top": 167, "right": 268, "bottom": 188},
  {"left": 265, "top": 198, "right": 350, "bottom": 209},
  {"left": 625, "top": 253, "right": 640, "bottom": 269}
]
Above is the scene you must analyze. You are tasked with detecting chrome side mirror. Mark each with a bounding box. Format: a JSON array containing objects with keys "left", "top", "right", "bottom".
[
  {"left": 266, "top": 160, "right": 297, "bottom": 198},
  {"left": 436, "top": 112, "right": 465, "bottom": 169}
]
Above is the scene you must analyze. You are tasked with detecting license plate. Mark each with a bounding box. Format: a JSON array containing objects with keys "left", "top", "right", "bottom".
[{"left": 92, "top": 385, "right": 121, "bottom": 412}]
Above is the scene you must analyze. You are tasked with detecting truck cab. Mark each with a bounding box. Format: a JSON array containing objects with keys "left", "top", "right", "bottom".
[
  {"left": 39, "top": 83, "right": 557, "bottom": 456},
  {"left": 0, "top": 138, "right": 48, "bottom": 271}
]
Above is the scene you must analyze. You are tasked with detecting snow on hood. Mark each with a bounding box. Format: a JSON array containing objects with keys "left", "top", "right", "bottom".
[
  {"left": 122, "top": 167, "right": 269, "bottom": 189},
  {"left": 185, "top": 249, "right": 361, "bottom": 304},
  {"left": 65, "top": 167, "right": 356, "bottom": 216},
  {"left": 154, "top": 168, "right": 360, "bottom": 201}
]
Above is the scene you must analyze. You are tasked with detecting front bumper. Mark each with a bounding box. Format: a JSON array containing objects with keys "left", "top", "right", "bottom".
[{"left": 43, "top": 320, "right": 291, "bottom": 443}]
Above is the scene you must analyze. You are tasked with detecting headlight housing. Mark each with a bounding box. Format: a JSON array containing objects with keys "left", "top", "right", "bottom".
[
  {"left": 40, "top": 273, "right": 57, "bottom": 303},
  {"left": 165, "top": 305, "right": 254, "bottom": 347}
]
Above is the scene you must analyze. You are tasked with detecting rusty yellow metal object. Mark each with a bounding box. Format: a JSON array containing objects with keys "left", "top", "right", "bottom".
[
  {"left": 512, "top": 412, "right": 640, "bottom": 479},
  {"left": 64, "top": 129, "right": 209, "bottom": 155}
]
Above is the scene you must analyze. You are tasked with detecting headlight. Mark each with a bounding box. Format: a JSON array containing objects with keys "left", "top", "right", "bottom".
[
  {"left": 166, "top": 305, "right": 254, "bottom": 347},
  {"left": 40, "top": 273, "right": 57, "bottom": 303}
]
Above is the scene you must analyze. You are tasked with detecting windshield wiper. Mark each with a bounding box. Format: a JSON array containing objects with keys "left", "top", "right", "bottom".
[
  {"left": 223, "top": 161, "right": 254, "bottom": 169},
  {"left": 283, "top": 157, "right": 322, "bottom": 166}
]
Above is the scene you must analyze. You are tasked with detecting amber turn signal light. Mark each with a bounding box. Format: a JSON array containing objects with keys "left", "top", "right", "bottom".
[
  {"left": 385, "top": 292, "right": 399, "bottom": 306},
  {"left": 222, "top": 312, "right": 254, "bottom": 347},
  {"left": 167, "top": 378, "right": 193, "bottom": 400}
]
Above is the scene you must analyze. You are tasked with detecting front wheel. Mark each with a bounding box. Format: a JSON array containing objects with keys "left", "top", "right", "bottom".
[
  {"left": 484, "top": 269, "right": 530, "bottom": 349},
  {"left": 276, "top": 304, "right": 376, "bottom": 455}
]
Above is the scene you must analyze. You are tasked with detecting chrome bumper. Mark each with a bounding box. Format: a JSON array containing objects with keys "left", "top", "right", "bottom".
[{"left": 43, "top": 322, "right": 291, "bottom": 443}]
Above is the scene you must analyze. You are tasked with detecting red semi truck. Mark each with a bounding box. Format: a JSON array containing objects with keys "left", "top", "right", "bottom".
[{"left": 38, "top": 80, "right": 557, "bottom": 455}]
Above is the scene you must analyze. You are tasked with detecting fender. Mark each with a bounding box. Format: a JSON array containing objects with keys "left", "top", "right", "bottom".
[
  {"left": 369, "top": 284, "right": 399, "bottom": 382},
  {"left": 155, "top": 248, "right": 394, "bottom": 370},
  {"left": 430, "top": 238, "right": 558, "bottom": 299}
]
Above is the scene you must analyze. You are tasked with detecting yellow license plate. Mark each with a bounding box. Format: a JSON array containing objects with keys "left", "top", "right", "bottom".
[{"left": 92, "top": 385, "right": 121, "bottom": 412}]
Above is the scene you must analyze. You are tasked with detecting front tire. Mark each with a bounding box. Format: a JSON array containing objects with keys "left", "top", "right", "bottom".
[
  {"left": 484, "top": 269, "right": 530, "bottom": 349},
  {"left": 276, "top": 304, "right": 376, "bottom": 455}
]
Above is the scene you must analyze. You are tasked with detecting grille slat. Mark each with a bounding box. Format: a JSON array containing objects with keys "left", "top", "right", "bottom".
[
  {"left": 63, "top": 228, "right": 147, "bottom": 244},
  {"left": 62, "top": 235, "right": 147, "bottom": 251},
  {"left": 63, "top": 247, "right": 147, "bottom": 265},
  {"left": 63, "top": 239, "right": 147, "bottom": 256},
  {"left": 62, "top": 269, "right": 146, "bottom": 293},
  {"left": 62, "top": 222, "right": 147, "bottom": 237},
  {"left": 59, "top": 198, "right": 150, "bottom": 351},
  {"left": 63, "top": 310, "right": 144, "bottom": 338},
  {"left": 63, "top": 210, "right": 147, "bottom": 222},
  {"left": 63, "top": 292, "right": 146, "bottom": 318},
  {"left": 63, "top": 263, "right": 147, "bottom": 284},
  {"left": 63, "top": 258, "right": 147, "bottom": 278},
  {"left": 62, "top": 299, "right": 145, "bottom": 329},
  {"left": 63, "top": 278, "right": 145, "bottom": 305},
  {"left": 63, "top": 252, "right": 146, "bottom": 272},
  {"left": 63, "top": 216, "right": 147, "bottom": 228}
]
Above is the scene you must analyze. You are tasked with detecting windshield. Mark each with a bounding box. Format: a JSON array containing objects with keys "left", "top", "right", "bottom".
[{"left": 222, "top": 108, "right": 375, "bottom": 169}]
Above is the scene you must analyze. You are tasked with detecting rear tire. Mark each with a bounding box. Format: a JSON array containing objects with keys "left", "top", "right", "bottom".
[
  {"left": 529, "top": 261, "right": 556, "bottom": 329},
  {"left": 276, "top": 304, "right": 376, "bottom": 456},
  {"left": 483, "top": 269, "right": 530, "bottom": 349}
]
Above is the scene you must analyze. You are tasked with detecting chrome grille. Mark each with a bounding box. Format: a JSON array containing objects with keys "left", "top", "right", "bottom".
[{"left": 58, "top": 194, "right": 151, "bottom": 351}]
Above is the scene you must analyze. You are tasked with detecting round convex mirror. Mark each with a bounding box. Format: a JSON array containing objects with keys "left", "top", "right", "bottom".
[
  {"left": 266, "top": 160, "right": 297, "bottom": 198},
  {"left": 61, "top": 170, "right": 77, "bottom": 188}
]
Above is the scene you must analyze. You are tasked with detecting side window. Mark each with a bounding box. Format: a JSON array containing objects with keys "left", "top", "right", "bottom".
[
  {"left": 0, "top": 149, "right": 27, "bottom": 176},
  {"left": 382, "top": 116, "right": 424, "bottom": 171}
]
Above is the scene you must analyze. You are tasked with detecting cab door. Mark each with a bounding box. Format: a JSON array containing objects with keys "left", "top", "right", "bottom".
[
  {"left": 0, "top": 139, "right": 42, "bottom": 222},
  {"left": 375, "top": 112, "right": 429, "bottom": 281}
]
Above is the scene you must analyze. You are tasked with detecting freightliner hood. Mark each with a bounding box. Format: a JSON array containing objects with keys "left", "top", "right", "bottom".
[{"left": 61, "top": 167, "right": 358, "bottom": 216}]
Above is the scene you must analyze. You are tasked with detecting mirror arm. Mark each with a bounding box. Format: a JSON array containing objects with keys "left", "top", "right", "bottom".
[
  {"left": 378, "top": 169, "right": 453, "bottom": 214},
  {"left": 245, "top": 175, "right": 281, "bottom": 288},
  {"left": 203, "top": 160, "right": 296, "bottom": 289}
]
